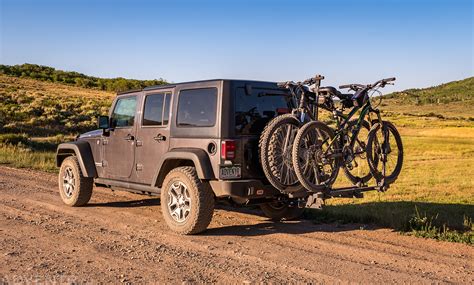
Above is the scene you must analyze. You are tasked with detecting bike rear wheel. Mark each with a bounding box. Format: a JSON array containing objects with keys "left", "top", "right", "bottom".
[
  {"left": 292, "top": 121, "right": 340, "bottom": 192},
  {"left": 366, "top": 121, "right": 403, "bottom": 185},
  {"left": 259, "top": 114, "right": 304, "bottom": 193},
  {"left": 343, "top": 119, "right": 374, "bottom": 185}
]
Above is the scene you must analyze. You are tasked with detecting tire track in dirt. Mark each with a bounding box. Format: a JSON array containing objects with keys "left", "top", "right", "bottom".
[{"left": 1, "top": 166, "right": 473, "bottom": 283}]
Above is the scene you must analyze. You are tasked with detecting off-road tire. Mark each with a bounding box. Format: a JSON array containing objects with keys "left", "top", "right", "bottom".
[
  {"left": 259, "top": 113, "right": 304, "bottom": 193},
  {"left": 161, "top": 167, "right": 215, "bottom": 235},
  {"left": 366, "top": 121, "right": 403, "bottom": 185},
  {"left": 260, "top": 201, "right": 305, "bottom": 221},
  {"left": 58, "top": 156, "right": 93, "bottom": 207},
  {"left": 292, "top": 121, "right": 340, "bottom": 192}
]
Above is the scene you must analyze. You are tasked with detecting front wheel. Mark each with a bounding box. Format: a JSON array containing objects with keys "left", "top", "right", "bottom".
[
  {"left": 366, "top": 121, "right": 403, "bottom": 185},
  {"left": 58, "top": 156, "right": 93, "bottom": 206}
]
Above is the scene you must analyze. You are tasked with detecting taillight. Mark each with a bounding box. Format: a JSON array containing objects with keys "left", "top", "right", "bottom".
[
  {"left": 221, "top": 140, "right": 236, "bottom": 160},
  {"left": 276, "top": 108, "right": 290, "bottom": 114}
]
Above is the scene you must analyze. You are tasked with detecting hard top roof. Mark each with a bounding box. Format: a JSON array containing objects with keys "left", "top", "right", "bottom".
[{"left": 116, "top": 78, "right": 277, "bottom": 95}]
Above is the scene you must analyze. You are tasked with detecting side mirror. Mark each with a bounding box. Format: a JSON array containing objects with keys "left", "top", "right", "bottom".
[{"left": 98, "top": 115, "right": 110, "bottom": 129}]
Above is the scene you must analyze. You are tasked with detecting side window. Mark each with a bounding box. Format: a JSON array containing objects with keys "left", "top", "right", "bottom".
[
  {"left": 177, "top": 88, "right": 217, "bottom": 127},
  {"left": 111, "top": 96, "right": 137, "bottom": 128},
  {"left": 143, "top": 93, "right": 170, "bottom": 126},
  {"left": 163, "top": 93, "right": 170, "bottom": 125}
]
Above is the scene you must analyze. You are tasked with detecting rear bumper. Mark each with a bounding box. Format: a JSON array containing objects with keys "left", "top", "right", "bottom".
[{"left": 209, "top": 179, "right": 280, "bottom": 199}]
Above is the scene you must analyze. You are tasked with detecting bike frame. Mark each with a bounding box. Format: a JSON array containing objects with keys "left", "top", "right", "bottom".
[{"left": 324, "top": 96, "right": 383, "bottom": 157}]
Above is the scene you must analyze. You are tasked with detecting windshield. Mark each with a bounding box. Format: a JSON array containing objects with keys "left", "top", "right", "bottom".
[{"left": 235, "top": 87, "right": 293, "bottom": 135}]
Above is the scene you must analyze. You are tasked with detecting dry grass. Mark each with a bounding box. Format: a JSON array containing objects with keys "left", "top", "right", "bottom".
[
  {"left": 1, "top": 76, "right": 473, "bottom": 243},
  {"left": 0, "top": 74, "right": 114, "bottom": 99},
  {"left": 313, "top": 102, "right": 474, "bottom": 243},
  {"left": 0, "top": 144, "right": 56, "bottom": 172}
]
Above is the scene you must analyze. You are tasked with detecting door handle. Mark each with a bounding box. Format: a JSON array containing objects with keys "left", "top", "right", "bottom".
[
  {"left": 153, "top": 133, "right": 166, "bottom": 142},
  {"left": 124, "top": 134, "right": 135, "bottom": 141}
]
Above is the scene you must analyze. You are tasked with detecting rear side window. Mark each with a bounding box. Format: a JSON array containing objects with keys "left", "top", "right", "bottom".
[
  {"left": 143, "top": 93, "right": 171, "bottom": 126},
  {"left": 177, "top": 88, "right": 217, "bottom": 127},
  {"left": 111, "top": 96, "right": 137, "bottom": 128},
  {"left": 235, "top": 87, "right": 292, "bottom": 135}
]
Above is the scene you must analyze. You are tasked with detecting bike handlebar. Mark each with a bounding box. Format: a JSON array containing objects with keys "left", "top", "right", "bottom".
[
  {"left": 278, "top": 74, "right": 325, "bottom": 89},
  {"left": 303, "top": 74, "right": 325, "bottom": 85},
  {"left": 339, "top": 77, "right": 396, "bottom": 91}
]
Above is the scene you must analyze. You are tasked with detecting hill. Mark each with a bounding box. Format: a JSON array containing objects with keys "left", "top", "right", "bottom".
[
  {"left": 0, "top": 74, "right": 114, "bottom": 136},
  {"left": 0, "top": 63, "right": 167, "bottom": 92},
  {"left": 381, "top": 77, "right": 474, "bottom": 122},
  {"left": 385, "top": 77, "right": 474, "bottom": 104}
]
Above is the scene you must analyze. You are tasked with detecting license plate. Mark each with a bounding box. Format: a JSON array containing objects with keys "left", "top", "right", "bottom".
[{"left": 219, "top": 165, "right": 241, "bottom": 179}]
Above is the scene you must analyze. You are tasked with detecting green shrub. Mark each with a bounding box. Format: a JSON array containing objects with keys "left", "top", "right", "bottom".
[{"left": 0, "top": 133, "right": 29, "bottom": 146}]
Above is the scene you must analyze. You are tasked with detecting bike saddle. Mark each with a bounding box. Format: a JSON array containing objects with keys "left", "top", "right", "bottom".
[
  {"left": 337, "top": 93, "right": 353, "bottom": 101},
  {"left": 318, "top": 86, "right": 340, "bottom": 96}
]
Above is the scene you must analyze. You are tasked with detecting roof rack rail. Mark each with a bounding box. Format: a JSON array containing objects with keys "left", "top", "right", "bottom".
[{"left": 117, "top": 88, "right": 142, "bottom": 95}]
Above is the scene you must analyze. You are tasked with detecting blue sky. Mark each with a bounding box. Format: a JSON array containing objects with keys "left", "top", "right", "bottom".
[{"left": 1, "top": 0, "right": 473, "bottom": 91}]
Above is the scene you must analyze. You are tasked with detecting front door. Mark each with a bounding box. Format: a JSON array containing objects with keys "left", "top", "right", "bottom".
[
  {"left": 104, "top": 95, "right": 138, "bottom": 180},
  {"left": 133, "top": 91, "right": 172, "bottom": 185}
]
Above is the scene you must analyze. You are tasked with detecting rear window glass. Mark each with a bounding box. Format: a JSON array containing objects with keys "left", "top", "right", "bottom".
[
  {"left": 177, "top": 88, "right": 217, "bottom": 127},
  {"left": 235, "top": 87, "right": 293, "bottom": 135}
]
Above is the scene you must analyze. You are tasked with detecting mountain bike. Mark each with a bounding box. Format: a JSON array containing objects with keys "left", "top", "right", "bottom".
[
  {"left": 291, "top": 77, "right": 403, "bottom": 193},
  {"left": 259, "top": 75, "right": 324, "bottom": 193}
]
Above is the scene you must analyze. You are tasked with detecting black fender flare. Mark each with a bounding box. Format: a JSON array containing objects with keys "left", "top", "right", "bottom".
[
  {"left": 56, "top": 141, "right": 97, "bottom": 178},
  {"left": 152, "top": 148, "right": 214, "bottom": 188}
]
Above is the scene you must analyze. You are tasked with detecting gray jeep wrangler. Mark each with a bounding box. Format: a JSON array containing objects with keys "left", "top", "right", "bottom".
[{"left": 56, "top": 79, "right": 307, "bottom": 234}]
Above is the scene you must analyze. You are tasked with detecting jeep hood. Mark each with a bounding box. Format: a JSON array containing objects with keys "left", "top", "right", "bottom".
[{"left": 77, "top": 129, "right": 102, "bottom": 139}]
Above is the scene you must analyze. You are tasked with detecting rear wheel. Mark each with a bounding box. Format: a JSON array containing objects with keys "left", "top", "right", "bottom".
[
  {"left": 259, "top": 114, "right": 304, "bottom": 193},
  {"left": 260, "top": 201, "right": 305, "bottom": 221},
  {"left": 161, "top": 167, "right": 215, "bottom": 235},
  {"left": 342, "top": 119, "right": 373, "bottom": 185},
  {"left": 366, "top": 121, "right": 403, "bottom": 185},
  {"left": 292, "top": 121, "right": 340, "bottom": 192}
]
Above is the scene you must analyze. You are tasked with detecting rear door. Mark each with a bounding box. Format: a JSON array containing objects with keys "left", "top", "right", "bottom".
[
  {"left": 133, "top": 90, "right": 172, "bottom": 185},
  {"left": 104, "top": 95, "right": 138, "bottom": 180}
]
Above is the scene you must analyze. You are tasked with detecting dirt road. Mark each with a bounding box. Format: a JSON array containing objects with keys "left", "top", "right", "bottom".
[{"left": 0, "top": 166, "right": 472, "bottom": 283}]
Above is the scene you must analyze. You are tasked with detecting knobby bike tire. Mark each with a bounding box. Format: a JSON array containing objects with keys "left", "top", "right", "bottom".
[
  {"left": 259, "top": 114, "right": 304, "bottom": 193},
  {"left": 366, "top": 121, "right": 403, "bottom": 185},
  {"left": 292, "top": 121, "right": 341, "bottom": 192}
]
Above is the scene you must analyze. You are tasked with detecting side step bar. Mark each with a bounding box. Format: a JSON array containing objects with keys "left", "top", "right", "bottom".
[{"left": 95, "top": 178, "right": 160, "bottom": 195}]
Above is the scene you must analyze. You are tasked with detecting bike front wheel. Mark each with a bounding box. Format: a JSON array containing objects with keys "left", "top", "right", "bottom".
[
  {"left": 366, "top": 121, "right": 403, "bottom": 185},
  {"left": 292, "top": 121, "right": 340, "bottom": 192}
]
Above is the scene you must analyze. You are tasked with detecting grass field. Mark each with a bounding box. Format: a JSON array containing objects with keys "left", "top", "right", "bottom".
[
  {"left": 310, "top": 98, "right": 474, "bottom": 244},
  {"left": 1, "top": 73, "right": 473, "bottom": 243}
]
